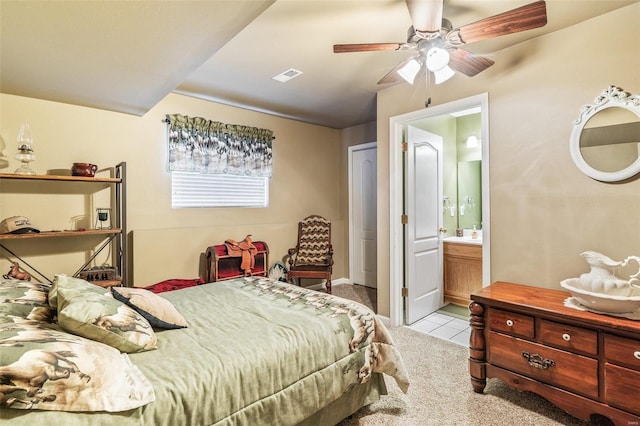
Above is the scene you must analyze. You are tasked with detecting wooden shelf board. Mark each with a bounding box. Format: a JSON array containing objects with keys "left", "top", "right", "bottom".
[
  {"left": 0, "top": 229, "right": 121, "bottom": 240},
  {"left": 0, "top": 173, "right": 120, "bottom": 183}
]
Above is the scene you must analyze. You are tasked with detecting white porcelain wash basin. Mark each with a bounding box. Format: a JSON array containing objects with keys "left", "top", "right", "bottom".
[{"left": 443, "top": 236, "right": 482, "bottom": 245}]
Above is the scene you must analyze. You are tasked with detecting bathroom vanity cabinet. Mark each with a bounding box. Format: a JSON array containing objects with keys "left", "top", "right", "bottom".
[
  {"left": 444, "top": 241, "right": 482, "bottom": 306},
  {"left": 469, "top": 282, "right": 640, "bottom": 425}
]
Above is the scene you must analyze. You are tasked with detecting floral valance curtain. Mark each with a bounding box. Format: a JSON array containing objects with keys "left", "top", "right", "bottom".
[{"left": 166, "top": 114, "right": 274, "bottom": 177}]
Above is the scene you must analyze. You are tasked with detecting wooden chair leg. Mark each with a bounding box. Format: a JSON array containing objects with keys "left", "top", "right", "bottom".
[{"left": 325, "top": 278, "right": 331, "bottom": 294}]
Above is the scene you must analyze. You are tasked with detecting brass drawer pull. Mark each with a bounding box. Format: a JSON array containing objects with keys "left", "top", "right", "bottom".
[
  {"left": 506, "top": 319, "right": 514, "bottom": 327},
  {"left": 562, "top": 333, "right": 571, "bottom": 341},
  {"left": 634, "top": 351, "right": 640, "bottom": 360},
  {"left": 522, "top": 351, "right": 556, "bottom": 370}
]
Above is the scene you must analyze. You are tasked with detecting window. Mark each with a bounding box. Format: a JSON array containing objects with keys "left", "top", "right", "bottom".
[
  {"left": 171, "top": 172, "right": 268, "bottom": 208},
  {"left": 165, "top": 114, "right": 273, "bottom": 208}
]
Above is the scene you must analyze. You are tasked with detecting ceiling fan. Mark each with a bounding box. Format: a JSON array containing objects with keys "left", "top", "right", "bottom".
[{"left": 333, "top": 0, "right": 548, "bottom": 86}]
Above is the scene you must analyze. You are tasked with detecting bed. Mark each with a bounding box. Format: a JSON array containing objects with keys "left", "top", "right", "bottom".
[{"left": 0, "top": 275, "right": 409, "bottom": 425}]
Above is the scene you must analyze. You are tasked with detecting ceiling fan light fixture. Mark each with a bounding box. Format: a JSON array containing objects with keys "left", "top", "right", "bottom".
[
  {"left": 397, "top": 58, "right": 421, "bottom": 84},
  {"left": 425, "top": 47, "right": 450, "bottom": 71},
  {"left": 426, "top": 47, "right": 454, "bottom": 85},
  {"left": 433, "top": 65, "right": 455, "bottom": 84}
]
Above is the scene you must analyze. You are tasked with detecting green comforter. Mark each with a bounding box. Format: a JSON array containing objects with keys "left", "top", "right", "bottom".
[{"left": 2, "top": 277, "right": 409, "bottom": 425}]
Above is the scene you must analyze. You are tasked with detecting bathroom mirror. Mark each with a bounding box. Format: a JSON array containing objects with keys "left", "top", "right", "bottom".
[
  {"left": 457, "top": 160, "right": 482, "bottom": 229},
  {"left": 570, "top": 86, "right": 640, "bottom": 182}
]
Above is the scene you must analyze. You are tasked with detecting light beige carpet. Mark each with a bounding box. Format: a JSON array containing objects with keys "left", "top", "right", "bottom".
[{"left": 336, "top": 325, "right": 605, "bottom": 426}]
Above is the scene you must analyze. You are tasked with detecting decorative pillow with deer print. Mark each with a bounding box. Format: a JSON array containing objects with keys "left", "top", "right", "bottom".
[
  {"left": 0, "top": 314, "right": 155, "bottom": 412},
  {"left": 51, "top": 275, "right": 157, "bottom": 353}
]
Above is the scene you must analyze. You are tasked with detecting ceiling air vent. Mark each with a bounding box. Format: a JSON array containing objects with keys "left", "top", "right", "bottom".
[{"left": 272, "top": 68, "right": 303, "bottom": 83}]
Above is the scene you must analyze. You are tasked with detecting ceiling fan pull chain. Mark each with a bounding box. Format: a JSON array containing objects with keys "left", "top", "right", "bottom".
[{"left": 425, "top": 70, "right": 432, "bottom": 108}]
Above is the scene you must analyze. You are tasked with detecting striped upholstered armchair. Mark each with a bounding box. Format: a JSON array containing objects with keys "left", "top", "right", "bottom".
[{"left": 287, "top": 215, "right": 334, "bottom": 294}]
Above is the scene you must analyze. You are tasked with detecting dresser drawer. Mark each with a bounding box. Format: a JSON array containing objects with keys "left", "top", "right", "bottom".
[
  {"left": 605, "top": 363, "right": 640, "bottom": 415},
  {"left": 487, "top": 308, "right": 534, "bottom": 339},
  {"left": 539, "top": 319, "right": 597, "bottom": 356},
  {"left": 487, "top": 331, "right": 598, "bottom": 399},
  {"left": 604, "top": 334, "right": 640, "bottom": 371}
]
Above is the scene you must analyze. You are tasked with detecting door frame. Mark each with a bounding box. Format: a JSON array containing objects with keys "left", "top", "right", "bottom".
[
  {"left": 389, "top": 93, "right": 490, "bottom": 327},
  {"left": 348, "top": 141, "right": 377, "bottom": 285}
]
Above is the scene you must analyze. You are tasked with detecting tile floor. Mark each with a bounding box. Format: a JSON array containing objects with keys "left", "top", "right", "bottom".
[{"left": 408, "top": 309, "right": 471, "bottom": 347}]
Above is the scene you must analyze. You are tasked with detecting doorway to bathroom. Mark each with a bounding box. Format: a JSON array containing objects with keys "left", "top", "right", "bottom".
[{"left": 389, "top": 93, "right": 491, "bottom": 327}]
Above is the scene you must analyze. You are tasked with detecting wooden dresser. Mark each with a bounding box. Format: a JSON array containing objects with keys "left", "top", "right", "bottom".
[{"left": 469, "top": 282, "right": 640, "bottom": 425}]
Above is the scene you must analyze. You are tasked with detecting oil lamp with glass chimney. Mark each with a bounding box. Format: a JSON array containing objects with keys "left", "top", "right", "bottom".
[{"left": 15, "top": 124, "right": 36, "bottom": 175}]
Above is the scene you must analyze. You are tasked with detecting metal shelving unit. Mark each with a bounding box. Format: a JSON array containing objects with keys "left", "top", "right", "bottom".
[{"left": 0, "top": 162, "right": 127, "bottom": 286}]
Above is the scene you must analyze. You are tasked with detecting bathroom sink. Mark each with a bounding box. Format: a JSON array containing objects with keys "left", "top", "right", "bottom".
[{"left": 443, "top": 236, "right": 482, "bottom": 245}]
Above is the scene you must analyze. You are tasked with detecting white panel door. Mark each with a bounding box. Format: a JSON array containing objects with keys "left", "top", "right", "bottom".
[
  {"left": 405, "top": 126, "right": 443, "bottom": 325},
  {"left": 351, "top": 145, "right": 377, "bottom": 287}
]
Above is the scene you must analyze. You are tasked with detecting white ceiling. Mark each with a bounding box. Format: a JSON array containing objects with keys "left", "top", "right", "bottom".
[{"left": 1, "top": 0, "right": 637, "bottom": 129}]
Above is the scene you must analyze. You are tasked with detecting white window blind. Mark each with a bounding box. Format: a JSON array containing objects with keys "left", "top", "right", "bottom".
[{"left": 171, "top": 172, "right": 269, "bottom": 208}]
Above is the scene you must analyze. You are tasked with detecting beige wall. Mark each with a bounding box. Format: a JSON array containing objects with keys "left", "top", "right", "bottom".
[
  {"left": 0, "top": 93, "right": 347, "bottom": 286},
  {"left": 375, "top": 3, "right": 640, "bottom": 316}
]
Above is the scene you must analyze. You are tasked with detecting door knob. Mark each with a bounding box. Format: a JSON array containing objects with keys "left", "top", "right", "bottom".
[{"left": 439, "top": 227, "right": 447, "bottom": 234}]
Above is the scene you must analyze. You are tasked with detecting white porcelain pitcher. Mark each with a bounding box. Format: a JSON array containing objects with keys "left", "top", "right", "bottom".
[{"left": 579, "top": 251, "right": 640, "bottom": 295}]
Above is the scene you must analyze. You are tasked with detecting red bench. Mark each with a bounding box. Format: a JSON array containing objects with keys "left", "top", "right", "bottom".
[{"left": 205, "top": 241, "right": 269, "bottom": 282}]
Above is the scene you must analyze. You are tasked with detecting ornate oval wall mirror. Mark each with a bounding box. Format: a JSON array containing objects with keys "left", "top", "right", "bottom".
[{"left": 570, "top": 86, "right": 640, "bottom": 182}]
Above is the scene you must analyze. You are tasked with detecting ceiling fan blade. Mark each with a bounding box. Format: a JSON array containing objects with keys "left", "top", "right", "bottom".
[
  {"left": 448, "top": 49, "right": 494, "bottom": 77},
  {"left": 448, "top": 0, "right": 547, "bottom": 46},
  {"left": 405, "top": 0, "right": 443, "bottom": 33},
  {"left": 333, "top": 43, "right": 404, "bottom": 53},
  {"left": 377, "top": 55, "right": 421, "bottom": 85}
]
